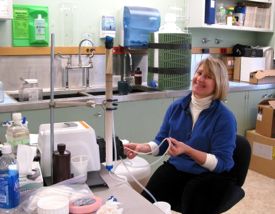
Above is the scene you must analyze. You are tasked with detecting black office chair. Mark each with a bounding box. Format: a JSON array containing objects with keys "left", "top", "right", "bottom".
[
  {"left": 172, "top": 135, "right": 251, "bottom": 214},
  {"left": 215, "top": 134, "right": 251, "bottom": 213}
]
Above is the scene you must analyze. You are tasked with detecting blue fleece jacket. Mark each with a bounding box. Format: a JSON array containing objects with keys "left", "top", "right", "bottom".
[{"left": 154, "top": 93, "right": 237, "bottom": 174}]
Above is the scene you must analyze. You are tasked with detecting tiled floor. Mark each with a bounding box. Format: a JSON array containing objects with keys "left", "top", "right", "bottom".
[
  {"left": 224, "top": 170, "right": 275, "bottom": 214},
  {"left": 171, "top": 170, "right": 275, "bottom": 214}
]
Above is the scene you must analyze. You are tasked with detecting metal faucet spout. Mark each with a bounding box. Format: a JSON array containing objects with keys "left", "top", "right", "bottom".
[
  {"left": 78, "top": 39, "right": 95, "bottom": 66},
  {"left": 127, "top": 51, "right": 133, "bottom": 72}
]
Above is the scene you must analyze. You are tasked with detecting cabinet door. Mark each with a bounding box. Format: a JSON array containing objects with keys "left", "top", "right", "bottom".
[{"left": 224, "top": 91, "right": 247, "bottom": 136}]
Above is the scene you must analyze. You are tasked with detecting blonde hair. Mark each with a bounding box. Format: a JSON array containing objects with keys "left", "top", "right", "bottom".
[{"left": 196, "top": 57, "right": 229, "bottom": 100}]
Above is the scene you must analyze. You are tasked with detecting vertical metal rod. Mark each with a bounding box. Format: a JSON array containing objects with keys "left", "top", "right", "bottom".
[
  {"left": 82, "top": 68, "right": 86, "bottom": 87},
  {"left": 86, "top": 68, "right": 90, "bottom": 87},
  {"left": 50, "top": 33, "right": 55, "bottom": 183},
  {"left": 105, "top": 36, "right": 114, "bottom": 171}
]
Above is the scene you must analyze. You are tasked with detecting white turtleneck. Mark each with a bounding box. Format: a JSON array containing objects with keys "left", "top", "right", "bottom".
[
  {"left": 190, "top": 94, "right": 213, "bottom": 128},
  {"left": 190, "top": 93, "right": 218, "bottom": 171}
]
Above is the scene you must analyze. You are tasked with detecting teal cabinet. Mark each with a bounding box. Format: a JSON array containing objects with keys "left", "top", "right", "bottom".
[
  {"left": 225, "top": 89, "right": 275, "bottom": 136},
  {"left": 113, "top": 98, "right": 173, "bottom": 142},
  {"left": 224, "top": 91, "right": 248, "bottom": 135}
]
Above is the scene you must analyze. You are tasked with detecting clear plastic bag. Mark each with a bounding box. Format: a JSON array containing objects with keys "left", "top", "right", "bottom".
[{"left": 18, "top": 184, "right": 93, "bottom": 214}]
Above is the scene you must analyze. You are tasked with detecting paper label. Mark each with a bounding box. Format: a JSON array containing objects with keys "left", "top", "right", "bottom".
[
  {"left": 257, "top": 113, "right": 262, "bottom": 121},
  {"left": 253, "top": 141, "right": 275, "bottom": 160},
  {"left": 211, "top": 0, "right": 215, "bottom": 8},
  {"left": 13, "top": 8, "right": 29, "bottom": 39},
  {"left": 0, "top": 0, "right": 12, "bottom": 19}
]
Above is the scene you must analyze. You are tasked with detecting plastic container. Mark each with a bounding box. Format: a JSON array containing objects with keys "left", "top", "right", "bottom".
[
  {"left": 0, "top": 81, "right": 4, "bottom": 103},
  {"left": 37, "top": 195, "right": 69, "bottom": 214},
  {"left": 52, "top": 144, "right": 71, "bottom": 184},
  {"left": 71, "top": 155, "right": 88, "bottom": 183},
  {"left": 123, "top": 6, "right": 160, "bottom": 48},
  {"left": 216, "top": 3, "right": 226, "bottom": 24},
  {"left": 6, "top": 113, "right": 30, "bottom": 152},
  {"left": 19, "top": 79, "right": 43, "bottom": 102},
  {"left": 0, "top": 144, "right": 20, "bottom": 211}
]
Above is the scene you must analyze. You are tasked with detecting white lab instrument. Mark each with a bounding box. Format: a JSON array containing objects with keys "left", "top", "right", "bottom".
[{"left": 37, "top": 121, "right": 100, "bottom": 178}]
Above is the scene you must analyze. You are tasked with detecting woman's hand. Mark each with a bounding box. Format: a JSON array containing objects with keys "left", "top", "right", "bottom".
[
  {"left": 167, "top": 137, "right": 207, "bottom": 165},
  {"left": 167, "top": 137, "right": 191, "bottom": 156},
  {"left": 124, "top": 143, "right": 152, "bottom": 159}
]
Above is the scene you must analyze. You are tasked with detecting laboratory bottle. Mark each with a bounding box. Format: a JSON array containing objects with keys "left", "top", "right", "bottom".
[
  {"left": 216, "top": 3, "right": 226, "bottom": 25},
  {"left": 226, "top": 7, "right": 235, "bottom": 26},
  {"left": 19, "top": 78, "right": 43, "bottom": 102},
  {"left": 134, "top": 67, "right": 142, "bottom": 85},
  {"left": 6, "top": 112, "right": 30, "bottom": 152},
  {"left": 52, "top": 143, "right": 71, "bottom": 184},
  {"left": 0, "top": 81, "right": 4, "bottom": 103},
  {"left": 0, "top": 144, "right": 20, "bottom": 213}
]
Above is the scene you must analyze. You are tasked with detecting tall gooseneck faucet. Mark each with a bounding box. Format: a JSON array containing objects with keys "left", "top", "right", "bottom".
[
  {"left": 78, "top": 39, "right": 95, "bottom": 66},
  {"left": 59, "top": 38, "right": 95, "bottom": 89}
]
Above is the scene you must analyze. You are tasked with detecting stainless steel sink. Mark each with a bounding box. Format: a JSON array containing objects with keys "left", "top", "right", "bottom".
[
  {"left": 7, "top": 85, "right": 159, "bottom": 102},
  {"left": 88, "top": 85, "right": 159, "bottom": 96},
  {"left": 9, "top": 91, "right": 87, "bottom": 102}
]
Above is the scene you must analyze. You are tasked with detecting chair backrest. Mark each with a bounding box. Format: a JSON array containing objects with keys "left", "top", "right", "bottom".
[{"left": 229, "top": 135, "right": 252, "bottom": 186}]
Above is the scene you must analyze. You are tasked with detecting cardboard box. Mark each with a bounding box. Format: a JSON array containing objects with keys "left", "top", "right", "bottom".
[
  {"left": 256, "top": 99, "right": 275, "bottom": 138},
  {"left": 246, "top": 130, "right": 275, "bottom": 179},
  {"left": 234, "top": 57, "right": 265, "bottom": 82},
  {"left": 250, "top": 70, "right": 275, "bottom": 84}
]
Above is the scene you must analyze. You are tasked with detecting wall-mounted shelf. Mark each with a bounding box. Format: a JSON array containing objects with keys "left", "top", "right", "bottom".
[
  {"left": 190, "top": 23, "right": 273, "bottom": 32},
  {"left": 188, "top": 0, "right": 274, "bottom": 32}
]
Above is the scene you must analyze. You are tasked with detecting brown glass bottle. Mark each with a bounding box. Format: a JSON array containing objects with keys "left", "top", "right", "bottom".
[
  {"left": 134, "top": 67, "right": 142, "bottom": 85},
  {"left": 52, "top": 143, "right": 71, "bottom": 184}
]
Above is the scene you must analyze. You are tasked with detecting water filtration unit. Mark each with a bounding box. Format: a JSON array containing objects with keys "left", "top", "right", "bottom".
[{"left": 147, "top": 32, "right": 192, "bottom": 90}]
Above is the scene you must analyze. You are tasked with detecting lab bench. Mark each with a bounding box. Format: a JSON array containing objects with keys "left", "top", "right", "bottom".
[{"left": 91, "top": 167, "right": 164, "bottom": 214}]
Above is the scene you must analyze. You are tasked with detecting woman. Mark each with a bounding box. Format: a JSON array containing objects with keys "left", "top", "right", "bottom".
[{"left": 124, "top": 56, "right": 237, "bottom": 214}]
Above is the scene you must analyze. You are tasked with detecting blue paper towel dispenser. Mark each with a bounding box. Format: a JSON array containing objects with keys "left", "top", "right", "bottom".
[{"left": 123, "top": 6, "right": 160, "bottom": 48}]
